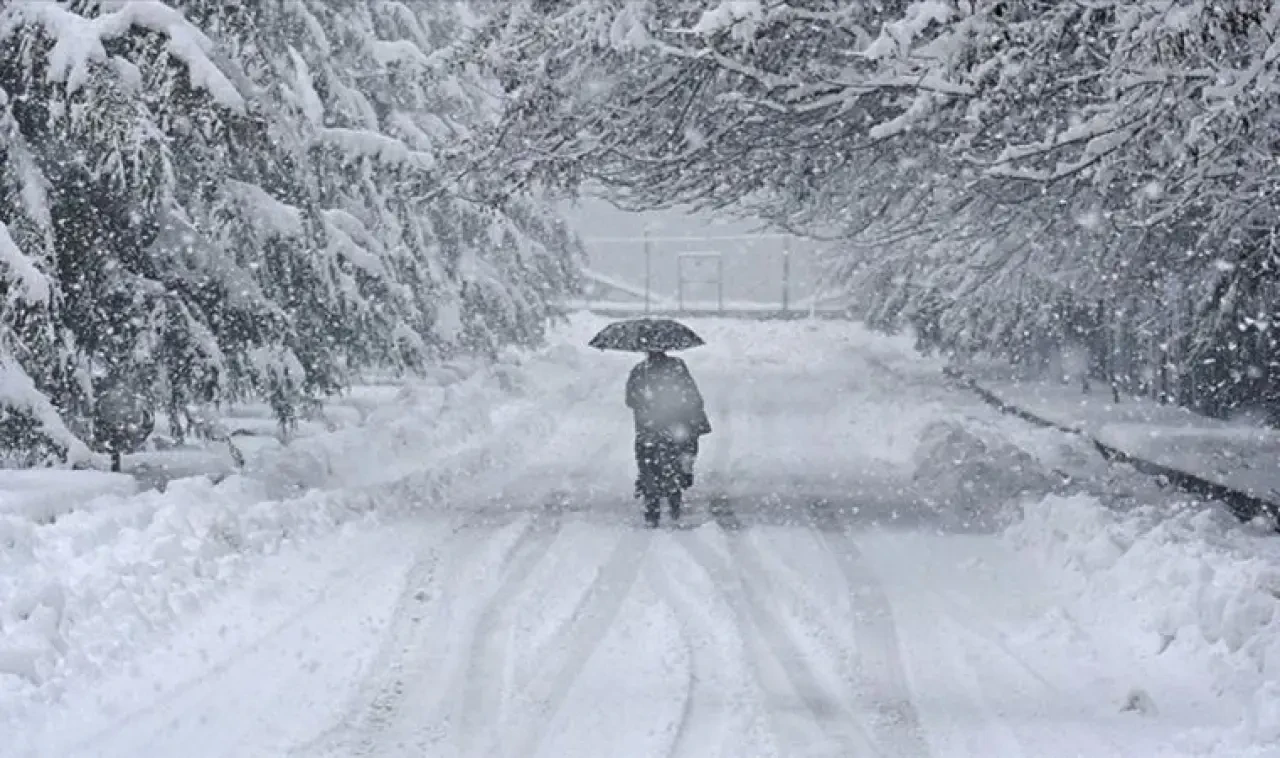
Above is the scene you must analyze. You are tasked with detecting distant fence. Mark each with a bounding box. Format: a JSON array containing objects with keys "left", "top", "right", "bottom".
[
  {"left": 576, "top": 232, "right": 837, "bottom": 315},
  {"left": 563, "top": 262, "right": 851, "bottom": 320},
  {"left": 552, "top": 300, "right": 853, "bottom": 321}
]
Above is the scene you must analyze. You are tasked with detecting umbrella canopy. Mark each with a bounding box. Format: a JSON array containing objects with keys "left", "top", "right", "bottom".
[{"left": 588, "top": 318, "right": 705, "bottom": 353}]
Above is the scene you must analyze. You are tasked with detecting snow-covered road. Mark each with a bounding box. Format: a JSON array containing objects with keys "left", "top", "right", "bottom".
[{"left": 9, "top": 318, "right": 1273, "bottom": 758}]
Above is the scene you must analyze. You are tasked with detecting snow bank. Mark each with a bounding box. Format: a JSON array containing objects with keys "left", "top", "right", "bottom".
[
  {"left": 0, "top": 316, "right": 606, "bottom": 711},
  {"left": 1006, "top": 494, "right": 1280, "bottom": 756},
  {"left": 911, "top": 418, "right": 1062, "bottom": 529},
  {"left": 0, "top": 470, "right": 136, "bottom": 522},
  {"left": 244, "top": 338, "right": 598, "bottom": 496}
]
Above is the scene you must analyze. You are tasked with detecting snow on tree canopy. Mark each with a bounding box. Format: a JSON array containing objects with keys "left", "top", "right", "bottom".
[
  {"left": 432, "top": 296, "right": 464, "bottom": 344},
  {"left": 224, "top": 181, "right": 305, "bottom": 240},
  {"left": 287, "top": 47, "right": 325, "bottom": 127},
  {"left": 247, "top": 345, "right": 306, "bottom": 390},
  {"left": 321, "top": 210, "right": 392, "bottom": 281},
  {"left": 0, "top": 357, "right": 92, "bottom": 465},
  {"left": 0, "top": 0, "right": 581, "bottom": 463},
  {"left": 691, "top": 0, "right": 763, "bottom": 42},
  {"left": 314, "top": 128, "right": 437, "bottom": 172},
  {"left": 0, "top": 93, "right": 55, "bottom": 241},
  {"left": 608, "top": 4, "right": 653, "bottom": 51},
  {"left": 860, "top": 1, "right": 954, "bottom": 61},
  {"left": 0, "top": 222, "right": 51, "bottom": 307},
  {"left": 0, "top": 1, "right": 246, "bottom": 113},
  {"left": 386, "top": 111, "right": 437, "bottom": 151},
  {"left": 369, "top": 39, "right": 436, "bottom": 69}
]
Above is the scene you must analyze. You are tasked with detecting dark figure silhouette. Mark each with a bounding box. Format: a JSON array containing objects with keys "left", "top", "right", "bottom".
[{"left": 625, "top": 351, "right": 710, "bottom": 527}]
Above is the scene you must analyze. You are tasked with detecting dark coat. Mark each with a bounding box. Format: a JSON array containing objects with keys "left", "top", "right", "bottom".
[{"left": 625, "top": 353, "right": 711, "bottom": 438}]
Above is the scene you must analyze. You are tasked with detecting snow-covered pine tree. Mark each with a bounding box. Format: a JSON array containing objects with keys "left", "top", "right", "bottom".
[
  {"left": 0, "top": 74, "right": 97, "bottom": 465},
  {"left": 0, "top": 0, "right": 583, "bottom": 464}
]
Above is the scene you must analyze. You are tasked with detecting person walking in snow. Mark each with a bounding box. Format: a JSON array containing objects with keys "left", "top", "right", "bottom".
[{"left": 626, "top": 350, "right": 710, "bottom": 527}]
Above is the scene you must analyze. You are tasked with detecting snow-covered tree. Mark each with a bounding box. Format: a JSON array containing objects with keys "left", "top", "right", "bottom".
[
  {"left": 0, "top": 0, "right": 582, "bottom": 463},
  {"left": 482, "top": 0, "right": 1280, "bottom": 418}
]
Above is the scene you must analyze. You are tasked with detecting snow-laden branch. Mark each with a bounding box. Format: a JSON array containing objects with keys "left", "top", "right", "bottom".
[
  {"left": 0, "top": 356, "right": 94, "bottom": 465},
  {"left": 0, "top": 1, "right": 246, "bottom": 112},
  {"left": 313, "top": 128, "right": 438, "bottom": 172},
  {"left": 0, "top": 222, "right": 52, "bottom": 308}
]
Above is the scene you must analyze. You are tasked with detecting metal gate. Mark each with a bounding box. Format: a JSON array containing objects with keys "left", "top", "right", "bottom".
[{"left": 676, "top": 251, "right": 724, "bottom": 312}]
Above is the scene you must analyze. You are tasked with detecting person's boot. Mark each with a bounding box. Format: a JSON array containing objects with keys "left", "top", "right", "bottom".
[
  {"left": 644, "top": 497, "right": 661, "bottom": 528},
  {"left": 678, "top": 451, "right": 696, "bottom": 489}
]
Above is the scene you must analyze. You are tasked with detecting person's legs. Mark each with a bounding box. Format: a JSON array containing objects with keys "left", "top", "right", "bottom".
[
  {"left": 678, "top": 436, "right": 699, "bottom": 489},
  {"left": 635, "top": 432, "right": 663, "bottom": 526},
  {"left": 653, "top": 436, "right": 686, "bottom": 513},
  {"left": 644, "top": 495, "right": 661, "bottom": 527}
]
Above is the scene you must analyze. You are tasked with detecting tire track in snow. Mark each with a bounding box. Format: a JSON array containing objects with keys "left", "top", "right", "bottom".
[
  {"left": 649, "top": 536, "right": 782, "bottom": 758},
  {"left": 730, "top": 526, "right": 902, "bottom": 755},
  {"left": 701, "top": 369, "right": 739, "bottom": 530},
  {"left": 339, "top": 367, "right": 633, "bottom": 756},
  {"left": 318, "top": 507, "right": 560, "bottom": 757},
  {"left": 675, "top": 529, "right": 882, "bottom": 756},
  {"left": 292, "top": 533, "right": 444, "bottom": 758},
  {"left": 687, "top": 376, "right": 849, "bottom": 753},
  {"left": 892, "top": 568, "right": 1133, "bottom": 758},
  {"left": 57, "top": 535, "right": 421, "bottom": 758},
  {"left": 841, "top": 538, "right": 1033, "bottom": 758},
  {"left": 450, "top": 502, "right": 568, "bottom": 757},
  {"left": 805, "top": 501, "right": 933, "bottom": 758},
  {"left": 697, "top": 360, "right": 920, "bottom": 756},
  {"left": 645, "top": 551, "right": 712, "bottom": 758},
  {"left": 320, "top": 510, "right": 538, "bottom": 757},
  {"left": 496, "top": 525, "right": 652, "bottom": 757},
  {"left": 651, "top": 376, "right": 753, "bottom": 758}
]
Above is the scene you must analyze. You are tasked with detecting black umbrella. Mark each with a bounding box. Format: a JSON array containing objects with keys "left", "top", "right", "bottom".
[{"left": 588, "top": 318, "right": 705, "bottom": 353}]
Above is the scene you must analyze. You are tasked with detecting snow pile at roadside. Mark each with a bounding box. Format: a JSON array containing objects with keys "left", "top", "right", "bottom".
[
  {"left": 1007, "top": 494, "right": 1280, "bottom": 756},
  {"left": 910, "top": 413, "right": 1077, "bottom": 529},
  {"left": 0, "top": 470, "right": 138, "bottom": 522},
  {"left": 243, "top": 340, "right": 598, "bottom": 496},
  {"left": 0, "top": 315, "right": 608, "bottom": 711}
]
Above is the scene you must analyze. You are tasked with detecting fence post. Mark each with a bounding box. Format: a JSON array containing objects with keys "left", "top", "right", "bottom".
[
  {"left": 718, "top": 254, "right": 724, "bottom": 313},
  {"left": 643, "top": 227, "right": 652, "bottom": 315},
  {"left": 781, "top": 244, "right": 790, "bottom": 313}
]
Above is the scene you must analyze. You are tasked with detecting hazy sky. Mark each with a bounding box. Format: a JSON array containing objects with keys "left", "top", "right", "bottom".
[{"left": 557, "top": 196, "right": 825, "bottom": 307}]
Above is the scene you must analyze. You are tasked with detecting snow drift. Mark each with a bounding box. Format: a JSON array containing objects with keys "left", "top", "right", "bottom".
[
  {"left": 1007, "top": 494, "right": 1280, "bottom": 756},
  {"left": 912, "top": 419, "right": 1060, "bottom": 528},
  {"left": 0, "top": 316, "right": 605, "bottom": 711}
]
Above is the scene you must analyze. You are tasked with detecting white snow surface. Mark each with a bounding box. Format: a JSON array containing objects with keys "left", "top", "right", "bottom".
[
  {"left": 973, "top": 374, "right": 1280, "bottom": 513},
  {"left": 1007, "top": 495, "right": 1280, "bottom": 757},
  {"left": 3, "top": 314, "right": 1278, "bottom": 758}
]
